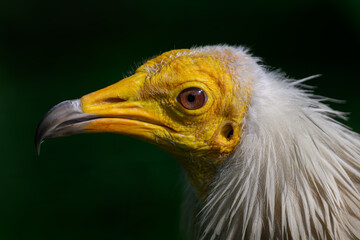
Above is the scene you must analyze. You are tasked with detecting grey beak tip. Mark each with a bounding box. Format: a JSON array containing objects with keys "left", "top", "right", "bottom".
[
  {"left": 35, "top": 123, "right": 43, "bottom": 155},
  {"left": 34, "top": 99, "right": 92, "bottom": 155},
  {"left": 35, "top": 138, "right": 42, "bottom": 155},
  {"left": 36, "top": 143, "right": 41, "bottom": 155}
]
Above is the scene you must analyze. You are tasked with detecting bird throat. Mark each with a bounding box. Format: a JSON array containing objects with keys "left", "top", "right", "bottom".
[{"left": 175, "top": 154, "right": 225, "bottom": 198}]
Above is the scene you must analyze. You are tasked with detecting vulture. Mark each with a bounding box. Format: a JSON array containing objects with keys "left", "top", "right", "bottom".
[{"left": 35, "top": 45, "right": 360, "bottom": 240}]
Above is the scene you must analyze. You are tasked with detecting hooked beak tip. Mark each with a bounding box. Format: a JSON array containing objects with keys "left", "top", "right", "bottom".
[
  {"left": 34, "top": 134, "right": 42, "bottom": 155},
  {"left": 34, "top": 99, "right": 87, "bottom": 154}
]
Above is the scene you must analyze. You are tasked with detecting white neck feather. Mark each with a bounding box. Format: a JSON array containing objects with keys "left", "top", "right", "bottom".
[{"left": 183, "top": 69, "right": 360, "bottom": 240}]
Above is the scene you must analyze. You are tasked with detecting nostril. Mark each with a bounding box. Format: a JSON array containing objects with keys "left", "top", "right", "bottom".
[{"left": 104, "top": 97, "right": 126, "bottom": 103}]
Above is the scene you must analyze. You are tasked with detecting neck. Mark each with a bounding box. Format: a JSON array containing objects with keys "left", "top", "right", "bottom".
[{"left": 183, "top": 75, "right": 360, "bottom": 239}]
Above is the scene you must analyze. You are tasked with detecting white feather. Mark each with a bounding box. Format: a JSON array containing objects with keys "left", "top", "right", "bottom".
[{"left": 182, "top": 46, "right": 360, "bottom": 240}]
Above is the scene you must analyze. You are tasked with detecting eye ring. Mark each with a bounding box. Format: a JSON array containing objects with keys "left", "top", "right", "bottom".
[{"left": 176, "top": 87, "right": 207, "bottom": 110}]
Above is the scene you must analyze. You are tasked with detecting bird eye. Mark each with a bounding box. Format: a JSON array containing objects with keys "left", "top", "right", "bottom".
[{"left": 177, "top": 87, "right": 207, "bottom": 110}]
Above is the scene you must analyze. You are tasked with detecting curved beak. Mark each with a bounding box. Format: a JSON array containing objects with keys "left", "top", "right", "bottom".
[
  {"left": 35, "top": 99, "right": 96, "bottom": 154},
  {"left": 35, "top": 73, "right": 170, "bottom": 155}
]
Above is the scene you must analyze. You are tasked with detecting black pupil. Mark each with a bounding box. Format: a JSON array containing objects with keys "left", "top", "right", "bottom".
[{"left": 187, "top": 94, "right": 196, "bottom": 102}]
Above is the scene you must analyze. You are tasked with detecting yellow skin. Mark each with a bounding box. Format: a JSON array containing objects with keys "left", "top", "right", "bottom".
[{"left": 80, "top": 49, "right": 250, "bottom": 197}]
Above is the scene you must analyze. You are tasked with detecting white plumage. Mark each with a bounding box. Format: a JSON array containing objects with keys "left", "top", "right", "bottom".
[{"left": 181, "top": 46, "right": 360, "bottom": 240}]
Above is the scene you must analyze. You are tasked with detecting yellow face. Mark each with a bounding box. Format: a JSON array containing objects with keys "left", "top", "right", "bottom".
[{"left": 40, "top": 49, "right": 251, "bottom": 197}]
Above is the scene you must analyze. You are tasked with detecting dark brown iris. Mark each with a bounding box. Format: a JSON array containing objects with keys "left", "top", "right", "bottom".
[{"left": 177, "top": 87, "right": 207, "bottom": 110}]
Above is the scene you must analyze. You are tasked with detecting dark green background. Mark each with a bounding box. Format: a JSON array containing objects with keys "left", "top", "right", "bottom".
[{"left": 1, "top": 0, "right": 360, "bottom": 239}]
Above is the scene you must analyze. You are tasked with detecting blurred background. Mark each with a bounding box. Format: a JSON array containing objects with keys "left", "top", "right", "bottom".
[{"left": 1, "top": 0, "right": 359, "bottom": 239}]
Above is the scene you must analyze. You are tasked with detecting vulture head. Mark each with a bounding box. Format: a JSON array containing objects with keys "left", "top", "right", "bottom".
[{"left": 35, "top": 46, "right": 360, "bottom": 239}]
